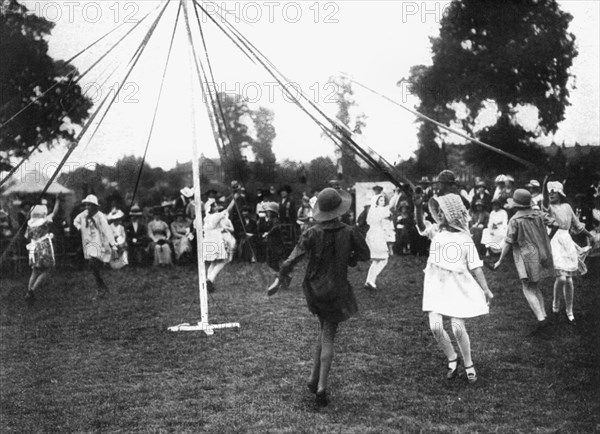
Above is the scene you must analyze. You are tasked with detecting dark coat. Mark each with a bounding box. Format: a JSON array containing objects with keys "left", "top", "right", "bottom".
[
  {"left": 126, "top": 221, "right": 149, "bottom": 247},
  {"left": 280, "top": 220, "right": 370, "bottom": 323}
]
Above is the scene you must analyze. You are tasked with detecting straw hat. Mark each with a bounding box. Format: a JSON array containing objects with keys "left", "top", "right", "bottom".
[
  {"left": 547, "top": 181, "right": 566, "bottom": 197},
  {"left": 507, "top": 189, "right": 532, "bottom": 208},
  {"left": 107, "top": 209, "right": 124, "bottom": 221},
  {"left": 313, "top": 188, "right": 352, "bottom": 222},
  {"left": 263, "top": 202, "right": 280, "bottom": 215},
  {"left": 180, "top": 187, "right": 194, "bottom": 198},
  {"left": 525, "top": 179, "right": 541, "bottom": 189},
  {"left": 82, "top": 194, "right": 99, "bottom": 206},
  {"left": 129, "top": 205, "right": 143, "bottom": 216},
  {"left": 28, "top": 205, "right": 48, "bottom": 228}
]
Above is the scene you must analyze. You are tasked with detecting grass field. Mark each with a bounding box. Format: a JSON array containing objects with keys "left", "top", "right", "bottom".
[{"left": 1, "top": 255, "right": 599, "bottom": 433}]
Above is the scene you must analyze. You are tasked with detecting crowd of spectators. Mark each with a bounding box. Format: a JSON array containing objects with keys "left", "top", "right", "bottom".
[{"left": 1, "top": 173, "right": 599, "bottom": 273}]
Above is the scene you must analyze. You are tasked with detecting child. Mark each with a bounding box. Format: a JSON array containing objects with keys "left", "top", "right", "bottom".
[
  {"left": 365, "top": 193, "right": 392, "bottom": 290},
  {"left": 415, "top": 193, "right": 493, "bottom": 383},
  {"left": 73, "top": 195, "right": 118, "bottom": 299},
  {"left": 203, "top": 196, "right": 237, "bottom": 293},
  {"left": 544, "top": 181, "right": 595, "bottom": 325},
  {"left": 494, "top": 189, "right": 555, "bottom": 330},
  {"left": 257, "top": 202, "right": 287, "bottom": 273},
  {"left": 24, "top": 197, "right": 61, "bottom": 304},
  {"left": 267, "top": 188, "right": 370, "bottom": 407}
]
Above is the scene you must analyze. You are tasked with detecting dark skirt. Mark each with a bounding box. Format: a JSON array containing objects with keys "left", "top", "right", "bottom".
[{"left": 302, "top": 279, "right": 358, "bottom": 323}]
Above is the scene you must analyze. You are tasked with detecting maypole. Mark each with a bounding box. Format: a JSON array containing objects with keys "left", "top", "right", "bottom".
[{"left": 168, "top": 0, "right": 239, "bottom": 335}]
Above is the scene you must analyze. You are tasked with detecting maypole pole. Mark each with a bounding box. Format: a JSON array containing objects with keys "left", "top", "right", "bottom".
[{"left": 168, "top": 0, "right": 239, "bottom": 335}]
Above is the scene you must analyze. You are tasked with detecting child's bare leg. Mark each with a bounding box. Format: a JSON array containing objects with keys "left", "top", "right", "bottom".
[
  {"left": 450, "top": 318, "right": 472, "bottom": 367},
  {"left": 316, "top": 320, "right": 338, "bottom": 393},
  {"left": 308, "top": 321, "right": 323, "bottom": 391},
  {"left": 428, "top": 312, "right": 457, "bottom": 361},
  {"left": 532, "top": 282, "right": 547, "bottom": 319},
  {"left": 28, "top": 268, "right": 40, "bottom": 292},
  {"left": 553, "top": 276, "right": 566, "bottom": 312},
  {"left": 564, "top": 277, "right": 575, "bottom": 320},
  {"left": 521, "top": 280, "right": 545, "bottom": 321},
  {"left": 32, "top": 269, "right": 49, "bottom": 292}
]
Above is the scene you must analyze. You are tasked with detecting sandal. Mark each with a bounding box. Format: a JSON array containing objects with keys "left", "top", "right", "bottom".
[
  {"left": 464, "top": 365, "right": 477, "bottom": 383},
  {"left": 447, "top": 358, "right": 459, "bottom": 380}
]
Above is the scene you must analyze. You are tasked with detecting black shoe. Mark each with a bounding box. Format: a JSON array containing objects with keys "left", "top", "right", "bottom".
[
  {"left": 206, "top": 280, "right": 216, "bottom": 293},
  {"left": 307, "top": 381, "right": 318, "bottom": 394},
  {"left": 566, "top": 315, "right": 576, "bottom": 326},
  {"left": 364, "top": 283, "right": 376, "bottom": 291},
  {"left": 315, "top": 390, "right": 328, "bottom": 408}
]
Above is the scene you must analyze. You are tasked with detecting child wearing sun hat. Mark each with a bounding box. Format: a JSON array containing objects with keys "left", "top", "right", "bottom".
[
  {"left": 494, "top": 189, "right": 556, "bottom": 331},
  {"left": 24, "top": 197, "right": 61, "bottom": 304},
  {"left": 267, "top": 187, "right": 370, "bottom": 407},
  {"left": 415, "top": 192, "right": 493, "bottom": 384}
]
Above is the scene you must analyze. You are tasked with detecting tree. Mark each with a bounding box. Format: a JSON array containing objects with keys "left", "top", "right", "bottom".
[
  {"left": 406, "top": 0, "right": 577, "bottom": 173},
  {"left": 250, "top": 106, "right": 276, "bottom": 164},
  {"left": 0, "top": 0, "right": 92, "bottom": 168},
  {"left": 326, "top": 75, "right": 367, "bottom": 181}
]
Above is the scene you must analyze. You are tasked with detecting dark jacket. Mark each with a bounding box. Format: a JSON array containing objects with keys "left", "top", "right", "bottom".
[{"left": 280, "top": 220, "right": 370, "bottom": 322}]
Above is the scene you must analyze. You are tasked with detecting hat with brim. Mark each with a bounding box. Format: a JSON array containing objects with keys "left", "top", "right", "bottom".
[
  {"left": 313, "top": 188, "right": 352, "bottom": 222},
  {"left": 107, "top": 209, "right": 124, "bottom": 221},
  {"left": 129, "top": 205, "right": 143, "bottom": 216},
  {"left": 525, "top": 179, "right": 540, "bottom": 189},
  {"left": 28, "top": 205, "right": 48, "bottom": 228},
  {"left": 263, "top": 202, "right": 279, "bottom": 215},
  {"left": 82, "top": 194, "right": 99, "bottom": 206},
  {"left": 507, "top": 189, "right": 532, "bottom": 209},
  {"left": 180, "top": 187, "right": 194, "bottom": 198},
  {"left": 547, "top": 181, "right": 566, "bottom": 198},
  {"left": 476, "top": 181, "right": 487, "bottom": 188}
]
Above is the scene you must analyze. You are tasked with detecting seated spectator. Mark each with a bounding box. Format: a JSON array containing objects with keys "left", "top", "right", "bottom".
[
  {"left": 469, "top": 200, "right": 490, "bottom": 256},
  {"left": 148, "top": 207, "right": 172, "bottom": 266},
  {"left": 126, "top": 205, "right": 149, "bottom": 266},
  {"left": 481, "top": 199, "right": 508, "bottom": 255},
  {"left": 471, "top": 180, "right": 492, "bottom": 211},
  {"left": 107, "top": 209, "right": 128, "bottom": 269},
  {"left": 171, "top": 211, "right": 192, "bottom": 263}
]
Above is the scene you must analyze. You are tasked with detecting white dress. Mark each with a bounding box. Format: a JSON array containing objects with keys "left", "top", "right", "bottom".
[
  {"left": 548, "top": 203, "right": 587, "bottom": 276},
  {"left": 366, "top": 205, "right": 391, "bottom": 259},
  {"left": 203, "top": 211, "right": 236, "bottom": 262},
  {"left": 419, "top": 222, "right": 489, "bottom": 318}
]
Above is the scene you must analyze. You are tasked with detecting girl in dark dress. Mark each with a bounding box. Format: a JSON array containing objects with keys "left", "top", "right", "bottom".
[{"left": 268, "top": 188, "right": 370, "bottom": 407}]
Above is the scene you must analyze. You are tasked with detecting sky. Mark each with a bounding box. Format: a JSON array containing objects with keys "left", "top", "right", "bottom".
[{"left": 15, "top": 0, "right": 600, "bottom": 173}]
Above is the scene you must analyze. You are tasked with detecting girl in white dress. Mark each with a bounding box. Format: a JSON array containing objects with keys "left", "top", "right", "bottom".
[
  {"left": 365, "top": 194, "right": 392, "bottom": 290},
  {"left": 415, "top": 193, "right": 494, "bottom": 383},
  {"left": 545, "top": 181, "right": 595, "bottom": 324},
  {"left": 203, "top": 196, "right": 237, "bottom": 293}
]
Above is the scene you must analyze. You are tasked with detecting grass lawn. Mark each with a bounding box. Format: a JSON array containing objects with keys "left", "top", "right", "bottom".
[{"left": 1, "top": 255, "right": 599, "bottom": 433}]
